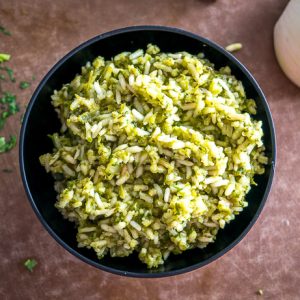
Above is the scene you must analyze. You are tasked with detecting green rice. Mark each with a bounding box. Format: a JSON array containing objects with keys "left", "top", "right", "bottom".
[{"left": 39, "top": 44, "right": 267, "bottom": 268}]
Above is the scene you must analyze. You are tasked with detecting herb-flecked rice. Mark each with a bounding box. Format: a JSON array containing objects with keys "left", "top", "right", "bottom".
[{"left": 39, "top": 44, "right": 267, "bottom": 268}]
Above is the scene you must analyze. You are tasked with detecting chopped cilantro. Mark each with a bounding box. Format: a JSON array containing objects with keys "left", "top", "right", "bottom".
[
  {"left": 0, "top": 118, "right": 5, "bottom": 129},
  {"left": 0, "top": 135, "right": 16, "bottom": 153},
  {"left": 0, "top": 53, "right": 10, "bottom": 63},
  {"left": 0, "top": 92, "right": 19, "bottom": 129},
  {"left": 0, "top": 35, "right": 19, "bottom": 154},
  {"left": 5, "top": 67, "right": 15, "bottom": 82},
  {"left": 24, "top": 258, "right": 37, "bottom": 272},
  {"left": 0, "top": 66, "right": 15, "bottom": 82},
  {"left": 19, "top": 81, "right": 30, "bottom": 89},
  {"left": 0, "top": 26, "right": 11, "bottom": 36},
  {"left": 32, "top": 75, "right": 36, "bottom": 81}
]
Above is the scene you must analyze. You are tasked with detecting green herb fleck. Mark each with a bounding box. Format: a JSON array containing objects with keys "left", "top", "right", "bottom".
[
  {"left": 0, "top": 42, "right": 18, "bottom": 154},
  {"left": 19, "top": 81, "right": 30, "bottom": 89},
  {"left": 1, "top": 118, "right": 7, "bottom": 129},
  {"left": 0, "top": 66, "right": 15, "bottom": 82},
  {"left": 5, "top": 67, "right": 15, "bottom": 82},
  {"left": 32, "top": 75, "right": 36, "bottom": 81},
  {"left": 0, "top": 135, "right": 16, "bottom": 153},
  {"left": 2, "top": 168, "right": 12, "bottom": 173},
  {"left": 0, "top": 92, "right": 19, "bottom": 129},
  {"left": 24, "top": 258, "right": 37, "bottom": 272},
  {"left": 0, "top": 53, "right": 10, "bottom": 63},
  {"left": 0, "top": 26, "right": 11, "bottom": 36}
]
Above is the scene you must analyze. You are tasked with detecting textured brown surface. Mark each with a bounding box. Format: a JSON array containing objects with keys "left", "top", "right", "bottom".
[{"left": 0, "top": 0, "right": 299, "bottom": 299}]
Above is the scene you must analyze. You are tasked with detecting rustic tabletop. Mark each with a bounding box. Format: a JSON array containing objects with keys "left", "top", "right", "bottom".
[{"left": 0, "top": 0, "right": 299, "bottom": 299}]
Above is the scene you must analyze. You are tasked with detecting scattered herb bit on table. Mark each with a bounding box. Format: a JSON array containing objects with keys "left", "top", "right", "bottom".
[
  {"left": 0, "top": 28, "right": 23, "bottom": 154},
  {"left": 0, "top": 92, "right": 19, "bottom": 129},
  {"left": 24, "top": 258, "right": 37, "bottom": 272},
  {"left": 19, "top": 81, "right": 30, "bottom": 89},
  {"left": 0, "top": 135, "right": 16, "bottom": 153},
  {"left": 2, "top": 168, "right": 12, "bottom": 173},
  {"left": 0, "top": 53, "right": 11, "bottom": 63},
  {"left": 2, "top": 66, "right": 15, "bottom": 82},
  {"left": 0, "top": 26, "right": 11, "bottom": 36}
]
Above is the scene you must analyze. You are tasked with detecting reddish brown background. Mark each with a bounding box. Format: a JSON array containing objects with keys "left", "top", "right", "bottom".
[{"left": 0, "top": 0, "right": 299, "bottom": 299}]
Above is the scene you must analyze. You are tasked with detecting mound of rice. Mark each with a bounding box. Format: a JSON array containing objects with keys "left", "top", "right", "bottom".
[{"left": 40, "top": 44, "right": 267, "bottom": 268}]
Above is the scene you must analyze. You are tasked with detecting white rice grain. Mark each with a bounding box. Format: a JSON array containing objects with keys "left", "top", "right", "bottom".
[
  {"left": 132, "top": 109, "right": 144, "bottom": 121},
  {"left": 164, "top": 187, "right": 170, "bottom": 202},
  {"left": 140, "top": 192, "right": 153, "bottom": 203},
  {"left": 130, "top": 220, "right": 142, "bottom": 231},
  {"left": 127, "top": 146, "right": 144, "bottom": 153},
  {"left": 135, "top": 166, "right": 143, "bottom": 178}
]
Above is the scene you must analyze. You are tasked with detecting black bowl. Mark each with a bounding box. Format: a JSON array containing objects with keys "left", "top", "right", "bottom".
[{"left": 19, "top": 26, "right": 276, "bottom": 277}]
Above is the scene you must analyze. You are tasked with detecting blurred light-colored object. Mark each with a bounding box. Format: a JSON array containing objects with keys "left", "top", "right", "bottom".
[
  {"left": 225, "top": 43, "right": 243, "bottom": 53},
  {"left": 274, "top": 0, "right": 300, "bottom": 87}
]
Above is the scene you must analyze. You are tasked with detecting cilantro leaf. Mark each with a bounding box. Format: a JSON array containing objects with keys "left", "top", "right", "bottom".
[
  {"left": 0, "top": 92, "right": 19, "bottom": 129},
  {"left": 5, "top": 67, "right": 15, "bottom": 82},
  {"left": 0, "top": 116, "right": 6, "bottom": 129},
  {"left": 0, "top": 66, "right": 15, "bottom": 82},
  {"left": 0, "top": 135, "right": 16, "bottom": 153},
  {"left": 24, "top": 258, "right": 37, "bottom": 272},
  {"left": 0, "top": 53, "right": 10, "bottom": 63},
  {"left": 19, "top": 81, "right": 30, "bottom": 89},
  {"left": 0, "top": 26, "right": 11, "bottom": 36}
]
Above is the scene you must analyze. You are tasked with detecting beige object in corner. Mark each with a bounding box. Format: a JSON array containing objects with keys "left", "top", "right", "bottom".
[{"left": 274, "top": 0, "right": 300, "bottom": 87}]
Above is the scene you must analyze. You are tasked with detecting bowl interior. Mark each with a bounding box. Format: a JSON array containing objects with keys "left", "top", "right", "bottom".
[{"left": 20, "top": 27, "right": 275, "bottom": 277}]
